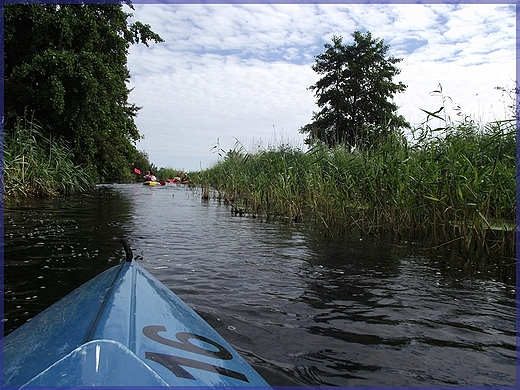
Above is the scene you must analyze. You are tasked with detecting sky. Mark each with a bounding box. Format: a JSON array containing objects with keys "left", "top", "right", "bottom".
[{"left": 125, "top": 2, "right": 516, "bottom": 172}]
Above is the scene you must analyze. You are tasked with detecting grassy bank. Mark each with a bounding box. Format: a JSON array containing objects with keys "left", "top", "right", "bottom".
[
  {"left": 191, "top": 117, "right": 515, "bottom": 268},
  {"left": 4, "top": 119, "right": 95, "bottom": 201}
]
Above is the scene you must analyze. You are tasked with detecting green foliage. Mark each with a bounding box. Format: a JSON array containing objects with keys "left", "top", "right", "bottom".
[
  {"left": 300, "top": 32, "right": 410, "bottom": 148},
  {"left": 194, "top": 111, "right": 515, "bottom": 264},
  {"left": 4, "top": 118, "right": 95, "bottom": 200},
  {"left": 4, "top": 3, "right": 164, "bottom": 183}
]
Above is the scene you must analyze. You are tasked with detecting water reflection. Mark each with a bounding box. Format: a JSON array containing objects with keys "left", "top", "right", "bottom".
[
  {"left": 3, "top": 184, "right": 516, "bottom": 386},
  {"left": 4, "top": 186, "right": 134, "bottom": 333},
  {"left": 279, "top": 235, "right": 516, "bottom": 386}
]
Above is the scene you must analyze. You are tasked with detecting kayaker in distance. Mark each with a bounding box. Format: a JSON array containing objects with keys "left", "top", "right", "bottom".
[
  {"left": 173, "top": 172, "right": 183, "bottom": 182},
  {"left": 172, "top": 172, "right": 189, "bottom": 183},
  {"left": 144, "top": 171, "right": 157, "bottom": 181}
]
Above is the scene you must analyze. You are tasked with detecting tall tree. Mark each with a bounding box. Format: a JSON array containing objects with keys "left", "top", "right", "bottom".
[
  {"left": 4, "top": 3, "right": 163, "bottom": 181},
  {"left": 300, "top": 32, "right": 410, "bottom": 149}
]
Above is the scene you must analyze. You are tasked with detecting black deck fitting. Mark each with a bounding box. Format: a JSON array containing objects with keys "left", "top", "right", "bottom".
[{"left": 120, "top": 239, "right": 133, "bottom": 262}]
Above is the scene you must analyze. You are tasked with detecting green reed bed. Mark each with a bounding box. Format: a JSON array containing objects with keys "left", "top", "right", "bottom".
[
  {"left": 192, "top": 118, "right": 515, "bottom": 266},
  {"left": 4, "top": 119, "right": 95, "bottom": 201}
]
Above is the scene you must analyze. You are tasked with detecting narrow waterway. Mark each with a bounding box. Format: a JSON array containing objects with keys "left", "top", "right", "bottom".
[{"left": 3, "top": 184, "right": 516, "bottom": 386}]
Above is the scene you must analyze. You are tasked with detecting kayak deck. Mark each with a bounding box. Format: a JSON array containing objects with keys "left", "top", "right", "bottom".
[
  {"left": 20, "top": 340, "right": 171, "bottom": 386},
  {"left": 4, "top": 247, "right": 271, "bottom": 387}
]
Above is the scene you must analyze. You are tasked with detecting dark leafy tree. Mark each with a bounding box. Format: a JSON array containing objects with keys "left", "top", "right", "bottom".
[
  {"left": 300, "top": 31, "right": 410, "bottom": 149},
  {"left": 4, "top": 3, "right": 163, "bottom": 181}
]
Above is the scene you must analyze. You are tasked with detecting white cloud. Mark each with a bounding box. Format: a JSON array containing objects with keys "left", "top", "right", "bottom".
[
  {"left": 126, "top": 3, "right": 515, "bottom": 171},
  {"left": 130, "top": 53, "right": 316, "bottom": 170}
]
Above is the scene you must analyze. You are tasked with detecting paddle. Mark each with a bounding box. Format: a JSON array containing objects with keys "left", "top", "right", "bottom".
[{"left": 133, "top": 167, "right": 142, "bottom": 175}]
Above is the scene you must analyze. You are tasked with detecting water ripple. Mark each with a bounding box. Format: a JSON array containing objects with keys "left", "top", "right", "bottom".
[{"left": 4, "top": 184, "right": 516, "bottom": 386}]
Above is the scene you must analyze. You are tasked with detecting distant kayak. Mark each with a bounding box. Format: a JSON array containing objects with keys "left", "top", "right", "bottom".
[
  {"left": 166, "top": 179, "right": 190, "bottom": 184},
  {"left": 3, "top": 240, "right": 271, "bottom": 387},
  {"left": 143, "top": 181, "right": 165, "bottom": 186}
]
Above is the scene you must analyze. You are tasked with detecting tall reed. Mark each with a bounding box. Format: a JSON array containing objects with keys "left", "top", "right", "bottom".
[
  {"left": 4, "top": 118, "right": 95, "bottom": 201},
  {"left": 191, "top": 115, "right": 515, "bottom": 265}
]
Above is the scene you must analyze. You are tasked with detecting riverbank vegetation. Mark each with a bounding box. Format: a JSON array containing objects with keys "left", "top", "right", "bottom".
[
  {"left": 4, "top": 119, "right": 95, "bottom": 200},
  {"left": 190, "top": 32, "right": 515, "bottom": 270},
  {"left": 3, "top": 3, "right": 163, "bottom": 197},
  {"left": 191, "top": 113, "right": 515, "bottom": 273}
]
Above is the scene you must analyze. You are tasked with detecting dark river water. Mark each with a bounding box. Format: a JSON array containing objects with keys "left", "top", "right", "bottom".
[{"left": 3, "top": 183, "right": 517, "bottom": 386}]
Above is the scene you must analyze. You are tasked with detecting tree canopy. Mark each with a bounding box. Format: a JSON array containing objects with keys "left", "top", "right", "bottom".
[
  {"left": 4, "top": 3, "right": 163, "bottom": 182},
  {"left": 300, "top": 31, "right": 410, "bottom": 149}
]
